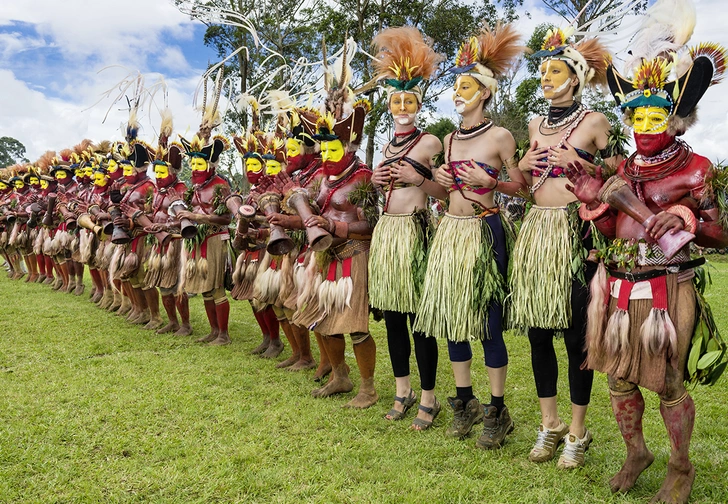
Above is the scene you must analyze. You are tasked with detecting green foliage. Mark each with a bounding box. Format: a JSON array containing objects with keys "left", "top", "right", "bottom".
[
  {"left": 0, "top": 136, "right": 29, "bottom": 168},
  {"left": 689, "top": 265, "right": 728, "bottom": 386},
  {"left": 347, "top": 179, "right": 379, "bottom": 228},
  {"left": 424, "top": 117, "right": 456, "bottom": 145}
]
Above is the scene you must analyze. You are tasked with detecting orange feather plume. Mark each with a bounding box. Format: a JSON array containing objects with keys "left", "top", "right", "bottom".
[
  {"left": 575, "top": 37, "right": 611, "bottom": 86},
  {"left": 476, "top": 23, "right": 525, "bottom": 78},
  {"left": 371, "top": 26, "right": 443, "bottom": 82},
  {"left": 73, "top": 139, "right": 93, "bottom": 156},
  {"left": 35, "top": 151, "right": 56, "bottom": 174}
]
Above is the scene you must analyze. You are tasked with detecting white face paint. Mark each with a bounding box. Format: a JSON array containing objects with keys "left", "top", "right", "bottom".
[
  {"left": 540, "top": 60, "right": 575, "bottom": 101},
  {"left": 454, "top": 89, "right": 481, "bottom": 114}
]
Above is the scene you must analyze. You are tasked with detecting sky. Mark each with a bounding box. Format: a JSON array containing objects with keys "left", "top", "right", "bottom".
[{"left": 1, "top": 0, "right": 727, "bottom": 165}]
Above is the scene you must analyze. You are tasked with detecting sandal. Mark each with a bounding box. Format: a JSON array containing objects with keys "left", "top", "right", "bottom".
[
  {"left": 411, "top": 398, "right": 441, "bottom": 431},
  {"left": 385, "top": 390, "right": 417, "bottom": 421}
]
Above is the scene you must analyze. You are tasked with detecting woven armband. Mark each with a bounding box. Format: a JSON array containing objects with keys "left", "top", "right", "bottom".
[
  {"left": 665, "top": 205, "right": 697, "bottom": 234},
  {"left": 578, "top": 201, "right": 609, "bottom": 221}
]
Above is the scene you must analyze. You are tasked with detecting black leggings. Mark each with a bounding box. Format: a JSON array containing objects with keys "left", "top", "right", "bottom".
[
  {"left": 385, "top": 311, "right": 438, "bottom": 391},
  {"left": 528, "top": 263, "right": 596, "bottom": 406}
]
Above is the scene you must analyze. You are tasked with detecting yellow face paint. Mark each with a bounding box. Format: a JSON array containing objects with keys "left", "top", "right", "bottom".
[
  {"left": 40, "top": 180, "right": 48, "bottom": 190},
  {"left": 286, "top": 138, "right": 301, "bottom": 159},
  {"left": 246, "top": 158, "right": 263, "bottom": 174},
  {"left": 84, "top": 166, "right": 94, "bottom": 178},
  {"left": 29, "top": 176, "right": 39, "bottom": 186},
  {"left": 452, "top": 75, "right": 484, "bottom": 114},
  {"left": 631, "top": 106, "right": 670, "bottom": 134},
  {"left": 389, "top": 92, "right": 419, "bottom": 115},
  {"left": 108, "top": 159, "right": 119, "bottom": 174},
  {"left": 74, "top": 168, "right": 84, "bottom": 178},
  {"left": 14, "top": 180, "right": 24, "bottom": 190},
  {"left": 154, "top": 163, "right": 170, "bottom": 180},
  {"left": 540, "top": 60, "right": 574, "bottom": 100},
  {"left": 320, "top": 140, "right": 345, "bottom": 164},
  {"left": 55, "top": 170, "right": 67, "bottom": 181},
  {"left": 94, "top": 172, "right": 108, "bottom": 187},
  {"left": 190, "top": 157, "right": 208, "bottom": 172},
  {"left": 265, "top": 159, "right": 282, "bottom": 176},
  {"left": 122, "top": 163, "right": 134, "bottom": 177}
]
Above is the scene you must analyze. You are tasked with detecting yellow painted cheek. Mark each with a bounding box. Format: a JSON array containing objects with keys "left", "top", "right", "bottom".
[
  {"left": 40, "top": 181, "right": 48, "bottom": 190},
  {"left": 108, "top": 160, "right": 118, "bottom": 173},
  {"left": 14, "top": 182, "right": 24, "bottom": 189},
  {"left": 454, "top": 76, "right": 480, "bottom": 101},
  {"left": 265, "top": 160, "right": 282, "bottom": 176},
  {"left": 154, "top": 166, "right": 170, "bottom": 179},
  {"left": 122, "top": 164, "right": 134, "bottom": 176},
  {"left": 94, "top": 173, "right": 107, "bottom": 186},
  {"left": 246, "top": 159, "right": 263, "bottom": 173},
  {"left": 632, "top": 107, "right": 669, "bottom": 134},
  {"left": 190, "top": 158, "right": 208, "bottom": 172},
  {"left": 321, "top": 141, "right": 344, "bottom": 163},
  {"left": 286, "top": 139, "right": 301, "bottom": 158}
]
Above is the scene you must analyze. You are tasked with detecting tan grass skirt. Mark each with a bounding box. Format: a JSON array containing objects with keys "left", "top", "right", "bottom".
[
  {"left": 368, "top": 212, "right": 422, "bottom": 314},
  {"left": 509, "top": 205, "right": 574, "bottom": 330},
  {"left": 145, "top": 238, "right": 183, "bottom": 290},
  {"left": 313, "top": 250, "right": 369, "bottom": 336}
]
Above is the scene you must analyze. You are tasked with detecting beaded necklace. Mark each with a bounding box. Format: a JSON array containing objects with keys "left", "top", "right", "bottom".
[
  {"left": 454, "top": 119, "right": 494, "bottom": 140},
  {"left": 538, "top": 102, "right": 585, "bottom": 136}
]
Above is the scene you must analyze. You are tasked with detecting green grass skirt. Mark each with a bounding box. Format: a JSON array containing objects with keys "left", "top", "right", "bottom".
[
  {"left": 509, "top": 205, "right": 573, "bottom": 330},
  {"left": 414, "top": 213, "right": 502, "bottom": 342},
  {"left": 368, "top": 212, "right": 424, "bottom": 313}
]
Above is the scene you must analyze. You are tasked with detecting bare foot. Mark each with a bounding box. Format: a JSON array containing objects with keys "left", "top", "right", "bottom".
[
  {"left": 312, "top": 376, "right": 353, "bottom": 398},
  {"left": 345, "top": 389, "right": 379, "bottom": 409},
  {"left": 287, "top": 359, "right": 317, "bottom": 371},
  {"left": 143, "top": 318, "right": 165, "bottom": 331},
  {"left": 196, "top": 330, "right": 219, "bottom": 343},
  {"left": 312, "top": 363, "right": 332, "bottom": 382},
  {"left": 250, "top": 335, "right": 270, "bottom": 355},
  {"left": 208, "top": 332, "right": 231, "bottom": 346},
  {"left": 261, "top": 339, "right": 284, "bottom": 359},
  {"left": 276, "top": 354, "right": 300, "bottom": 369},
  {"left": 135, "top": 311, "right": 151, "bottom": 325},
  {"left": 649, "top": 462, "right": 695, "bottom": 504},
  {"left": 610, "top": 450, "right": 655, "bottom": 493},
  {"left": 156, "top": 322, "right": 180, "bottom": 335},
  {"left": 173, "top": 324, "right": 192, "bottom": 336}
]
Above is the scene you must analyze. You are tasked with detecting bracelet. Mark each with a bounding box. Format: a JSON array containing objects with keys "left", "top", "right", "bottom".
[
  {"left": 578, "top": 201, "right": 610, "bottom": 221},
  {"left": 665, "top": 205, "right": 697, "bottom": 234},
  {"left": 416, "top": 176, "right": 426, "bottom": 187}
]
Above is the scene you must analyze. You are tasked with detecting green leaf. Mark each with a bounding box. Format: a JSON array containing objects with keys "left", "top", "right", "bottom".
[
  {"left": 706, "top": 361, "right": 728, "bottom": 386},
  {"left": 687, "top": 342, "right": 702, "bottom": 376},
  {"left": 707, "top": 338, "right": 719, "bottom": 353},
  {"left": 697, "top": 350, "right": 722, "bottom": 370}
]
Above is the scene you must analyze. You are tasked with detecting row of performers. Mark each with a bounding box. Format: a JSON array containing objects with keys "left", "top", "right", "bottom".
[{"left": 1, "top": 8, "right": 728, "bottom": 501}]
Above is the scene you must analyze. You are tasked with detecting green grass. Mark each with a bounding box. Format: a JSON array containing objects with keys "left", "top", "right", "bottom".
[{"left": 0, "top": 259, "right": 727, "bottom": 503}]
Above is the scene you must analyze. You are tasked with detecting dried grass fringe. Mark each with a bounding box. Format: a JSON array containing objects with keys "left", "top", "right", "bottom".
[
  {"left": 509, "top": 206, "right": 573, "bottom": 330},
  {"left": 368, "top": 213, "right": 421, "bottom": 313}
]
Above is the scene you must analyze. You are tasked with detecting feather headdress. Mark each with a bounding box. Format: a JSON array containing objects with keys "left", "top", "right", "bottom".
[
  {"left": 36, "top": 151, "right": 56, "bottom": 177},
  {"left": 372, "top": 26, "right": 443, "bottom": 102},
  {"left": 451, "top": 23, "right": 525, "bottom": 96},
  {"left": 607, "top": 0, "right": 726, "bottom": 133},
  {"left": 316, "top": 38, "right": 370, "bottom": 148},
  {"left": 533, "top": 25, "right": 610, "bottom": 97},
  {"left": 180, "top": 68, "right": 229, "bottom": 166}
]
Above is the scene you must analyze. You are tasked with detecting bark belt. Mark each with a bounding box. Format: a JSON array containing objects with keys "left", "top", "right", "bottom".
[{"left": 608, "top": 257, "right": 705, "bottom": 283}]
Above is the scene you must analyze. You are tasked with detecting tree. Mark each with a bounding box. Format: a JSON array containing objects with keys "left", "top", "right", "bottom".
[{"left": 0, "top": 137, "right": 29, "bottom": 168}]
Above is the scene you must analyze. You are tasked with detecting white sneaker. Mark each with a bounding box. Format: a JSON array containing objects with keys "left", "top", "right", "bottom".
[{"left": 557, "top": 429, "right": 593, "bottom": 469}]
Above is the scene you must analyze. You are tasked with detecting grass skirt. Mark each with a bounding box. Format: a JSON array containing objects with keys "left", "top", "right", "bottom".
[
  {"left": 184, "top": 233, "right": 229, "bottom": 295},
  {"left": 509, "top": 206, "right": 574, "bottom": 330},
  {"left": 369, "top": 212, "right": 426, "bottom": 313},
  {"left": 414, "top": 213, "right": 504, "bottom": 342},
  {"left": 145, "top": 239, "right": 183, "bottom": 290}
]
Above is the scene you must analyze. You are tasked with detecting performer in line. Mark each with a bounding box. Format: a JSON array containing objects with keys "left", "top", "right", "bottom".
[
  {"left": 415, "top": 23, "right": 526, "bottom": 447},
  {"left": 512, "top": 25, "right": 621, "bottom": 468},
  {"left": 566, "top": 0, "right": 727, "bottom": 500},
  {"left": 369, "top": 26, "right": 445, "bottom": 430}
]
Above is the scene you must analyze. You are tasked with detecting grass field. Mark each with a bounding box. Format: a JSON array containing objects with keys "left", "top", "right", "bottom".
[{"left": 0, "top": 260, "right": 727, "bottom": 503}]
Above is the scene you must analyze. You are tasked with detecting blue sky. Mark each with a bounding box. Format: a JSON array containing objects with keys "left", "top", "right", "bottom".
[{"left": 1, "top": 0, "right": 727, "bottom": 163}]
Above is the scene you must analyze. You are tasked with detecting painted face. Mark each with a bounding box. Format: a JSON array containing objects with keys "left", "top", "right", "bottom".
[
  {"left": 40, "top": 179, "right": 48, "bottom": 190},
  {"left": 74, "top": 168, "right": 84, "bottom": 178},
  {"left": 265, "top": 159, "right": 282, "bottom": 176},
  {"left": 320, "top": 140, "right": 345, "bottom": 164},
  {"left": 190, "top": 157, "right": 208, "bottom": 172},
  {"left": 540, "top": 59, "right": 576, "bottom": 100},
  {"left": 94, "top": 172, "right": 108, "bottom": 187},
  {"left": 453, "top": 75, "right": 484, "bottom": 114},
  {"left": 122, "top": 162, "right": 134, "bottom": 177},
  {"left": 286, "top": 138, "right": 301, "bottom": 160},
  {"left": 389, "top": 92, "right": 419, "bottom": 125},
  {"left": 14, "top": 180, "right": 24, "bottom": 190},
  {"left": 246, "top": 157, "right": 263, "bottom": 174},
  {"left": 154, "top": 163, "right": 170, "bottom": 180},
  {"left": 632, "top": 106, "right": 669, "bottom": 135},
  {"left": 84, "top": 166, "right": 94, "bottom": 178},
  {"left": 0, "top": 182, "right": 6, "bottom": 191},
  {"left": 108, "top": 159, "right": 119, "bottom": 174},
  {"left": 55, "top": 170, "right": 69, "bottom": 181},
  {"left": 29, "top": 176, "right": 40, "bottom": 186}
]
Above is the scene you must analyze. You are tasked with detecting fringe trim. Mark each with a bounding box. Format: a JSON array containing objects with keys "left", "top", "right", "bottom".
[
  {"left": 640, "top": 308, "right": 678, "bottom": 368},
  {"left": 318, "top": 275, "right": 353, "bottom": 314},
  {"left": 605, "top": 309, "right": 631, "bottom": 376}
]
